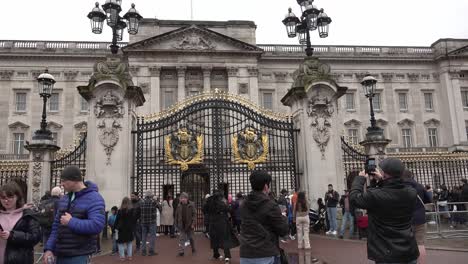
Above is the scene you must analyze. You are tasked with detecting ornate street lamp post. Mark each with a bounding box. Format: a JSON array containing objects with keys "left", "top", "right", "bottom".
[
  {"left": 33, "top": 69, "right": 56, "bottom": 140},
  {"left": 361, "top": 74, "right": 385, "bottom": 138},
  {"left": 282, "top": 0, "right": 332, "bottom": 57},
  {"left": 87, "top": 1, "right": 143, "bottom": 54}
]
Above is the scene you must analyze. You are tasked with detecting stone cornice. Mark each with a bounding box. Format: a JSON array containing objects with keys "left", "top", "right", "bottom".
[
  {"left": 227, "top": 67, "right": 238, "bottom": 77},
  {"left": 0, "top": 70, "right": 14, "bottom": 80},
  {"left": 149, "top": 66, "right": 161, "bottom": 77}
]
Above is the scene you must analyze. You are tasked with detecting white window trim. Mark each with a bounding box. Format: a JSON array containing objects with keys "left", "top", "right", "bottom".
[
  {"left": 372, "top": 91, "right": 383, "bottom": 112},
  {"left": 14, "top": 92, "right": 28, "bottom": 113},
  {"left": 260, "top": 90, "right": 274, "bottom": 110},
  {"left": 345, "top": 93, "right": 356, "bottom": 111},
  {"left": 398, "top": 92, "right": 408, "bottom": 112},
  {"left": 401, "top": 128, "right": 413, "bottom": 148},
  {"left": 427, "top": 127, "right": 439, "bottom": 147},
  {"left": 48, "top": 93, "right": 60, "bottom": 112}
]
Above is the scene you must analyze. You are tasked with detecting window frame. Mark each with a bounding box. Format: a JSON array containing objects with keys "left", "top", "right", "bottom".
[
  {"left": 423, "top": 92, "right": 434, "bottom": 111},
  {"left": 15, "top": 92, "right": 27, "bottom": 112},
  {"left": 401, "top": 128, "right": 413, "bottom": 148},
  {"left": 163, "top": 90, "right": 175, "bottom": 109},
  {"left": 347, "top": 128, "right": 359, "bottom": 144},
  {"left": 398, "top": 92, "right": 408, "bottom": 111},
  {"left": 345, "top": 93, "right": 355, "bottom": 111},
  {"left": 462, "top": 90, "right": 468, "bottom": 109},
  {"left": 261, "top": 91, "right": 274, "bottom": 110},
  {"left": 372, "top": 92, "right": 382, "bottom": 111},
  {"left": 80, "top": 97, "right": 89, "bottom": 112},
  {"left": 48, "top": 93, "right": 60, "bottom": 112},
  {"left": 427, "top": 128, "right": 438, "bottom": 147},
  {"left": 12, "top": 133, "right": 25, "bottom": 155}
]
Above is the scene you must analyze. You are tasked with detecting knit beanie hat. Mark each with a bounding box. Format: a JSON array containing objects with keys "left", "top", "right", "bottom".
[
  {"left": 180, "top": 192, "right": 189, "bottom": 199},
  {"left": 60, "top": 166, "right": 82, "bottom": 182},
  {"left": 379, "top": 157, "right": 405, "bottom": 178}
]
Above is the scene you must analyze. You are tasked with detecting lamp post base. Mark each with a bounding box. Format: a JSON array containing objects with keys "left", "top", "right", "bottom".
[{"left": 32, "top": 129, "right": 53, "bottom": 141}]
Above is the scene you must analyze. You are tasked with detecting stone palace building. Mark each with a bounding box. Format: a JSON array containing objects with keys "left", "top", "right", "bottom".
[{"left": 1, "top": 19, "right": 468, "bottom": 158}]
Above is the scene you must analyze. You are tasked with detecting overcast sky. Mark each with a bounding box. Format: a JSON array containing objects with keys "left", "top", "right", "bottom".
[{"left": 2, "top": 0, "right": 468, "bottom": 46}]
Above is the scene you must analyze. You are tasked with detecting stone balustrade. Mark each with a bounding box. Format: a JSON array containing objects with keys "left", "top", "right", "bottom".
[{"left": 0, "top": 40, "right": 436, "bottom": 58}]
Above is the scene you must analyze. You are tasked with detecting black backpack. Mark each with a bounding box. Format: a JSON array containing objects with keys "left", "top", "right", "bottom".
[{"left": 37, "top": 198, "right": 57, "bottom": 229}]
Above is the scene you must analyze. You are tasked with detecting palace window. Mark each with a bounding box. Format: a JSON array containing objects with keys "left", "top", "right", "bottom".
[
  {"left": 80, "top": 97, "right": 89, "bottom": 112},
  {"left": 462, "top": 90, "right": 468, "bottom": 108},
  {"left": 15, "top": 92, "right": 27, "bottom": 112},
  {"left": 163, "top": 91, "right": 175, "bottom": 109},
  {"left": 398, "top": 93, "right": 408, "bottom": 111},
  {"left": 347, "top": 129, "right": 359, "bottom": 144},
  {"left": 51, "top": 132, "right": 58, "bottom": 145},
  {"left": 402, "top": 129, "right": 413, "bottom": 148},
  {"left": 372, "top": 93, "right": 381, "bottom": 111},
  {"left": 428, "top": 128, "right": 438, "bottom": 147},
  {"left": 262, "top": 92, "right": 273, "bottom": 110},
  {"left": 12, "top": 133, "right": 25, "bottom": 155},
  {"left": 345, "top": 93, "right": 355, "bottom": 111},
  {"left": 48, "top": 93, "right": 59, "bottom": 112},
  {"left": 424, "top": 93, "right": 434, "bottom": 111}
]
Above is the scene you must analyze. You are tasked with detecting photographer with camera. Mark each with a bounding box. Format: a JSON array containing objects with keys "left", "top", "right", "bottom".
[{"left": 349, "top": 157, "right": 419, "bottom": 264}]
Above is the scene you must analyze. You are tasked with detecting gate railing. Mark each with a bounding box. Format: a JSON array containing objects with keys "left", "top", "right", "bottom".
[
  {"left": 0, "top": 160, "right": 29, "bottom": 186},
  {"left": 388, "top": 151, "right": 468, "bottom": 190},
  {"left": 341, "top": 136, "right": 368, "bottom": 189},
  {"left": 50, "top": 133, "right": 87, "bottom": 187}
]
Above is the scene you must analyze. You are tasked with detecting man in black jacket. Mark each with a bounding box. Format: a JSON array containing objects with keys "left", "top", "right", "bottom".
[
  {"left": 349, "top": 157, "right": 419, "bottom": 264},
  {"left": 240, "top": 170, "right": 289, "bottom": 264},
  {"left": 324, "top": 184, "right": 340, "bottom": 235}
]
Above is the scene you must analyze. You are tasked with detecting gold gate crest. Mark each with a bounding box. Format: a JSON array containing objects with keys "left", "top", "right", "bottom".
[
  {"left": 232, "top": 127, "right": 269, "bottom": 170},
  {"left": 165, "top": 128, "right": 203, "bottom": 171}
]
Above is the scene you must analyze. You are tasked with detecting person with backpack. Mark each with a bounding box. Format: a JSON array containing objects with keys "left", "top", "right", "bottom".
[{"left": 38, "top": 186, "right": 61, "bottom": 245}]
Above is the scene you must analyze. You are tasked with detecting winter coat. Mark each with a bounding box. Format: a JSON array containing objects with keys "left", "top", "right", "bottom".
[
  {"left": 239, "top": 191, "right": 289, "bottom": 259},
  {"left": 131, "top": 199, "right": 141, "bottom": 223},
  {"left": 45, "top": 181, "right": 106, "bottom": 257},
  {"left": 324, "top": 190, "right": 340, "bottom": 207},
  {"left": 350, "top": 176, "right": 419, "bottom": 263},
  {"left": 405, "top": 179, "right": 432, "bottom": 225},
  {"left": 174, "top": 201, "right": 196, "bottom": 232},
  {"left": 115, "top": 209, "right": 136, "bottom": 243},
  {"left": 207, "top": 197, "right": 239, "bottom": 250},
  {"left": 160, "top": 200, "right": 174, "bottom": 226},
  {"left": 2, "top": 209, "right": 41, "bottom": 264},
  {"left": 232, "top": 199, "right": 243, "bottom": 223}
]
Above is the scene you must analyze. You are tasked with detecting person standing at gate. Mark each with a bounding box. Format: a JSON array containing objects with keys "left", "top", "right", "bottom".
[
  {"left": 338, "top": 190, "right": 355, "bottom": 239},
  {"left": 324, "top": 184, "right": 340, "bottom": 236},
  {"left": 0, "top": 181, "right": 42, "bottom": 264},
  {"left": 161, "top": 195, "right": 175, "bottom": 238},
  {"left": 115, "top": 197, "right": 136, "bottom": 261},
  {"left": 130, "top": 192, "right": 142, "bottom": 253},
  {"left": 294, "top": 191, "right": 310, "bottom": 249},
  {"left": 139, "top": 190, "right": 159, "bottom": 256},
  {"left": 44, "top": 165, "right": 106, "bottom": 264},
  {"left": 175, "top": 192, "right": 196, "bottom": 256}
]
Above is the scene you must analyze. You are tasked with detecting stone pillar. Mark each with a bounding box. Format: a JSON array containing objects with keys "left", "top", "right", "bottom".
[
  {"left": 149, "top": 66, "right": 161, "bottom": 113},
  {"left": 248, "top": 67, "right": 259, "bottom": 104},
  {"left": 25, "top": 140, "right": 60, "bottom": 205},
  {"left": 227, "top": 67, "right": 238, "bottom": 94},
  {"left": 177, "top": 66, "right": 186, "bottom": 100},
  {"left": 78, "top": 55, "right": 145, "bottom": 209},
  {"left": 202, "top": 66, "right": 212, "bottom": 93},
  {"left": 281, "top": 57, "right": 347, "bottom": 205}
]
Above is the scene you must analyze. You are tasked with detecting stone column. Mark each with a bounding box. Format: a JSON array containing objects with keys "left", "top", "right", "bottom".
[
  {"left": 78, "top": 55, "right": 145, "bottom": 209},
  {"left": 25, "top": 140, "right": 60, "bottom": 205},
  {"left": 177, "top": 66, "right": 186, "bottom": 100},
  {"left": 248, "top": 67, "right": 259, "bottom": 104},
  {"left": 281, "top": 57, "right": 347, "bottom": 204},
  {"left": 149, "top": 66, "right": 161, "bottom": 113},
  {"left": 202, "top": 66, "right": 212, "bottom": 92},
  {"left": 227, "top": 67, "right": 239, "bottom": 94}
]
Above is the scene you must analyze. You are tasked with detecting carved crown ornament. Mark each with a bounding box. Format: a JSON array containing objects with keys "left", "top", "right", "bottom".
[
  {"left": 94, "top": 90, "right": 124, "bottom": 165},
  {"left": 291, "top": 57, "right": 333, "bottom": 92},
  {"left": 307, "top": 92, "right": 335, "bottom": 160}
]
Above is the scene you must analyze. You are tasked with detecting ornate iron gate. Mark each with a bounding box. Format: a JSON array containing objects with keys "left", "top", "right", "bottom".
[
  {"left": 341, "top": 136, "right": 368, "bottom": 189},
  {"left": 50, "top": 133, "right": 87, "bottom": 187},
  {"left": 133, "top": 91, "right": 299, "bottom": 231}
]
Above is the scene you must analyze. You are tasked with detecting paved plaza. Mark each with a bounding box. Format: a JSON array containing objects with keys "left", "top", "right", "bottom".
[{"left": 92, "top": 234, "right": 468, "bottom": 264}]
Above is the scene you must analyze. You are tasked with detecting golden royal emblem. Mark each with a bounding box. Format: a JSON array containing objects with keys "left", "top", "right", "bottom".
[
  {"left": 165, "top": 128, "right": 203, "bottom": 171},
  {"left": 232, "top": 126, "right": 269, "bottom": 170}
]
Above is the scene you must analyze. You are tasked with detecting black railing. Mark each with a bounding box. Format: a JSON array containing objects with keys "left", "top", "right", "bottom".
[
  {"left": 341, "top": 136, "right": 368, "bottom": 189},
  {"left": 50, "top": 133, "right": 87, "bottom": 187}
]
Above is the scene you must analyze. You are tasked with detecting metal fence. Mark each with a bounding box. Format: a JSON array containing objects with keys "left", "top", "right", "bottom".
[
  {"left": 0, "top": 160, "right": 29, "bottom": 199},
  {"left": 425, "top": 202, "right": 468, "bottom": 239},
  {"left": 341, "top": 136, "right": 368, "bottom": 189},
  {"left": 50, "top": 133, "right": 87, "bottom": 187}
]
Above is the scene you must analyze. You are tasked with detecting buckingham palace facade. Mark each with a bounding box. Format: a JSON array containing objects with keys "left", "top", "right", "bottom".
[{"left": 1, "top": 19, "right": 468, "bottom": 157}]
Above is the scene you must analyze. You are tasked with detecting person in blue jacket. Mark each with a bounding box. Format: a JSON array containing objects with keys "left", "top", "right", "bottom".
[{"left": 43, "top": 166, "right": 106, "bottom": 264}]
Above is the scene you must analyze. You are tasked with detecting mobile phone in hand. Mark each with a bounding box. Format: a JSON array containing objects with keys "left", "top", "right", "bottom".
[{"left": 0, "top": 224, "right": 3, "bottom": 231}]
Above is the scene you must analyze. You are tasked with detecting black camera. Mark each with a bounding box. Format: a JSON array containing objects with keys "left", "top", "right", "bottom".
[{"left": 365, "top": 158, "right": 377, "bottom": 175}]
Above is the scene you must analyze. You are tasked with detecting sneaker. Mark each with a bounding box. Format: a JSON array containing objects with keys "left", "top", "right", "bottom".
[
  {"left": 325, "top": 230, "right": 332, "bottom": 235},
  {"left": 289, "top": 234, "right": 296, "bottom": 240},
  {"left": 331, "top": 231, "right": 337, "bottom": 236},
  {"left": 225, "top": 258, "right": 231, "bottom": 263}
]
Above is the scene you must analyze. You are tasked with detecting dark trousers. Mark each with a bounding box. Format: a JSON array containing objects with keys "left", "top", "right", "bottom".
[
  {"left": 163, "top": 225, "right": 175, "bottom": 236},
  {"left": 134, "top": 222, "right": 142, "bottom": 250},
  {"left": 213, "top": 247, "right": 231, "bottom": 259}
]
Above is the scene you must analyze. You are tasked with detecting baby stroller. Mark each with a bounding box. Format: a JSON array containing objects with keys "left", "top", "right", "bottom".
[{"left": 309, "top": 208, "right": 327, "bottom": 233}]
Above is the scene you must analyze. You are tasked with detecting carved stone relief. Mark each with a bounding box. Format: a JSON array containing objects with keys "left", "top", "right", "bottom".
[
  {"left": 31, "top": 153, "right": 43, "bottom": 206},
  {"left": 173, "top": 32, "right": 216, "bottom": 50},
  {"left": 64, "top": 71, "right": 79, "bottom": 81},
  {"left": 307, "top": 92, "right": 335, "bottom": 159},
  {"left": 94, "top": 91, "right": 124, "bottom": 165}
]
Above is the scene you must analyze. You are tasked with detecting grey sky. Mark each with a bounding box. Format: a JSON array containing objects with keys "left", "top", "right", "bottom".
[{"left": 3, "top": 0, "right": 468, "bottom": 46}]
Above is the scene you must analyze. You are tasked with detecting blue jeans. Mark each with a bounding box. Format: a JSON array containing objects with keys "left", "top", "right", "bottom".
[
  {"left": 340, "top": 211, "right": 354, "bottom": 236},
  {"left": 118, "top": 242, "right": 133, "bottom": 258},
  {"left": 241, "top": 256, "right": 280, "bottom": 264},
  {"left": 56, "top": 255, "right": 90, "bottom": 264},
  {"left": 111, "top": 231, "right": 118, "bottom": 253},
  {"left": 141, "top": 224, "right": 156, "bottom": 254},
  {"left": 327, "top": 207, "right": 338, "bottom": 231}
]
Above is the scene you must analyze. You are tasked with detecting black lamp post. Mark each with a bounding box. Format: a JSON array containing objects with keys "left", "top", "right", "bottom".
[
  {"left": 87, "top": 1, "right": 142, "bottom": 54},
  {"left": 33, "top": 69, "right": 56, "bottom": 140},
  {"left": 282, "top": 0, "right": 332, "bottom": 57},
  {"left": 361, "top": 74, "right": 383, "bottom": 135}
]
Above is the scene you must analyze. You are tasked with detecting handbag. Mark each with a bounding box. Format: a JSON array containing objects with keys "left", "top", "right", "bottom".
[{"left": 279, "top": 248, "right": 289, "bottom": 264}]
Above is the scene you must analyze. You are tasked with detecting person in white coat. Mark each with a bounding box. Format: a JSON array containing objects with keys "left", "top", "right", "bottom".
[{"left": 161, "top": 195, "right": 175, "bottom": 238}]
